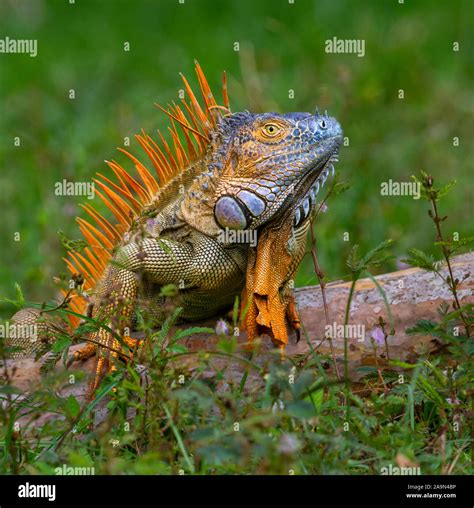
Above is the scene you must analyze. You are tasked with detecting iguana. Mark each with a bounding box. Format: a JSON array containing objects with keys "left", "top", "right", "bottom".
[{"left": 7, "top": 62, "right": 342, "bottom": 399}]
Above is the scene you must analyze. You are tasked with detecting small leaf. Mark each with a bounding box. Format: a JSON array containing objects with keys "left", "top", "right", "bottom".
[
  {"left": 436, "top": 180, "right": 456, "bottom": 199},
  {"left": 451, "top": 235, "right": 474, "bottom": 254},
  {"left": 406, "top": 319, "right": 438, "bottom": 335},
  {"left": 52, "top": 335, "right": 72, "bottom": 353},
  {"left": 65, "top": 395, "right": 80, "bottom": 418},
  {"left": 157, "top": 239, "right": 178, "bottom": 265},
  {"left": 416, "top": 375, "right": 445, "bottom": 406},
  {"left": 356, "top": 366, "right": 379, "bottom": 374},
  {"left": 160, "top": 284, "right": 179, "bottom": 297},
  {"left": 401, "top": 248, "right": 437, "bottom": 272},
  {"left": 305, "top": 388, "right": 324, "bottom": 413},
  {"left": 286, "top": 400, "right": 315, "bottom": 418},
  {"left": 232, "top": 295, "right": 240, "bottom": 327},
  {"left": 362, "top": 239, "right": 394, "bottom": 267},
  {"left": 40, "top": 351, "right": 63, "bottom": 374},
  {"left": 346, "top": 240, "right": 394, "bottom": 273},
  {"left": 0, "top": 283, "right": 25, "bottom": 308},
  {"left": 346, "top": 244, "right": 361, "bottom": 272},
  {"left": 0, "top": 384, "right": 22, "bottom": 395},
  {"left": 217, "top": 335, "right": 237, "bottom": 354},
  {"left": 14, "top": 283, "right": 25, "bottom": 307},
  {"left": 292, "top": 371, "right": 313, "bottom": 398},
  {"left": 57, "top": 230, "right": 88, "bottom": 253},
  {"left": 423, "top": 360, "right": 448, "bottom": 387},
  {"left": 389, "top": 360, "right": 418, "bottom": 369},
  {"left": 166, "top": 343, "right": 188, "bottom": 354},
  {"left": 173, "top": 327, "right": 214, "bottom": 341},
  {"left": 153, "top": 307, "right": 183, "bottom": 344}
]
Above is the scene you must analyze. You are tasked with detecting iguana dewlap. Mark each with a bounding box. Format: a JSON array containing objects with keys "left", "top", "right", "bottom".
[{"left": 8, "top": 62, "right": 342, "bottom": 398}]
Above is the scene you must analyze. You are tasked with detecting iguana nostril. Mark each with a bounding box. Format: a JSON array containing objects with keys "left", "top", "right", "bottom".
[{"left": 214, "top": 196, "right": 248, "bottom": 230}]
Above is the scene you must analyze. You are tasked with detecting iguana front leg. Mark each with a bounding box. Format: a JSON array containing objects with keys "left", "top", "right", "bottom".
[
  {"left": 78, "top": 237, "right": 196, "bottom": 398},
  {"left": 78, "top": 234, "right": 243, "bottom": 398}
]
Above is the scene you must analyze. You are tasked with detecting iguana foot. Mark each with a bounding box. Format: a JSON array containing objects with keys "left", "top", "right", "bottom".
[
  {"left": 68, "top": 335, "right": 142, "bottom": 365},
  {"left": 86, "top": 354, "right": 111, "bottom": 401},
  {"left": 122, "top": 336, "right": 143, "bottom": 361},
  {"left": 86, "top": 342, "right": 141, "bottom": 401},
  {"left": 67, "top": 335, "right": 142, "bottom": 401},
  {"left": 67, "top": 342, "right": 97, "bottom": 367}
]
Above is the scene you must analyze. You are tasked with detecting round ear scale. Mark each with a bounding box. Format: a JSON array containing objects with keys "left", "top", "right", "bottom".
[{"left": 214, "top": 195, "right": 248, "bottom": 230}]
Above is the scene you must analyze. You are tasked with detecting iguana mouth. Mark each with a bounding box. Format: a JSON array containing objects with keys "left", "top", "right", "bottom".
[
  {"left": 309, "top": 150, "right": 338, "bottom": 184},
  {"left": 290, "top": 142, "right": 340, "bottom": 228},
  {"left": 295, "top": 140, "right": 341, "bottom": 202}
]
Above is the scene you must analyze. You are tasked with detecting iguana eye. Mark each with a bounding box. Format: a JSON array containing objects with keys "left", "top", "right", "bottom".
[{"left": 262, "top": 123, "right": 281, "bottom": 137}]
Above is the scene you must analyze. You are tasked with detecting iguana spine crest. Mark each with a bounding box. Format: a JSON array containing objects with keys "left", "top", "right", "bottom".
[{"left": 63, "top": 62, "right": 229, "bottom": 327}]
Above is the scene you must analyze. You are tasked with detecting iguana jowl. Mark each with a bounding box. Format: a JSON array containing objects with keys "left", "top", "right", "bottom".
[{"left": 8, "top": 63, "right": 342, "bottom": 398}]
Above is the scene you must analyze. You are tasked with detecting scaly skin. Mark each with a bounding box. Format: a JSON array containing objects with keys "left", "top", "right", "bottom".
[{"left": 7, "top": 65, "right": 342, "bottom": 399}]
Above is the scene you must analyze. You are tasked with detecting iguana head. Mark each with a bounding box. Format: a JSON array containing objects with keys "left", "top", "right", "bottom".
[{"left": 212, "top": 110, "right": 342, "bottom": 230}]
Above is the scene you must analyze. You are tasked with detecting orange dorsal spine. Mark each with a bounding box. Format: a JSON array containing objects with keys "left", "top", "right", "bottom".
[{"left": 62, "top": 62, "right": 231, "bottom": 327}]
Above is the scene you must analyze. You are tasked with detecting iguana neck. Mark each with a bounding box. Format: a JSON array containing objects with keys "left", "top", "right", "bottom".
[{"left": 179, "top": 158, "right": 223, "bottom": 238}]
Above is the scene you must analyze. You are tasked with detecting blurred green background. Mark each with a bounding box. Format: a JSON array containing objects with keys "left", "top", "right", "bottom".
[{"left": 0, "top": 0, "right": 472, "bottom": 318}]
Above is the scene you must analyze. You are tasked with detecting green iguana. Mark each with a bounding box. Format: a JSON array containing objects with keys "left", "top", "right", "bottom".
[{"left": 7, "top": 62, "right": 342, "bottom": 399}]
